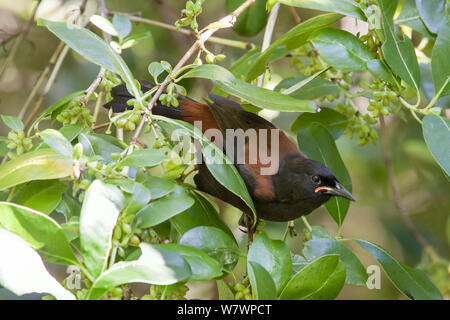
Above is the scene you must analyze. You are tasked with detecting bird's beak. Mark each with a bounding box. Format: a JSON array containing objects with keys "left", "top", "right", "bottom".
[{"left": 315, "top": 182, "right": 356, "bottom": 201}]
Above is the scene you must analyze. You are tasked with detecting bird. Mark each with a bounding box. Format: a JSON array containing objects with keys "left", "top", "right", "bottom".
[{"left": 105, "top": 80, "right": 355, "bottom": 234}]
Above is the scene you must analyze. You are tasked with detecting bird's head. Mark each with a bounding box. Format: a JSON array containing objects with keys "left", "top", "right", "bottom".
[{"left": 276, "top": 155, "right": 355, "bottom": 205}]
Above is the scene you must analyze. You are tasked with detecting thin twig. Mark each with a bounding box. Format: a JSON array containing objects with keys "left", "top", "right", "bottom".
[
  {"left": 0, "top": 1, "right": 40, "bottom": 77},
  {"left": 125, "top": 15, "right": 254, "bottom": 50},
  {"left": 257, "top": 2, "right": 280, "bottom": 87},
  {"left": 130, "top": 0, "right": 257, "bottom": 145},
  {"left": 379, "top": 115, "right": 439, "bottom": 262},
  {"left": 23, "top": 45, "right": 70, "bottom": 129},
  {"left": 18, "top": 41, "right": 65, "bottom": 121},
  {"left": 82, "top": 68, "right": 106, "bottom": 107}
]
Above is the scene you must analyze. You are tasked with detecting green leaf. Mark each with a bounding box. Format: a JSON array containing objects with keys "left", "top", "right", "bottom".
[
  {"left": 303, "top": 238, "right": 367, "bottom": 285},
  {"left": 86, "top": 243, "right": 191, "bottom": 300},
  {"left": 248, "top": 261, "right": 277, "bottom": 300},
  {"left": 141, "top": 175, "right": 175, "bottom": 200},
  {"left": 416, "top": 0, "right": 447, "bottom": 34},
  {"left": 1, "top": 115, "right": 24, "bottom": 131},
  {"left": 0, "top": 229, "right": 75, "bottom": 300},
  {"left": 291, "top": 107, "right": 348, "bottom": 139},
  {"left": 80, "top": 180, "right": 125, "bottom": 278},
  {"left": 292, "top": 254, "right": 309, "bottom": 273},
  {"left": 79, "top": 132, "right": 124, "bottom": 162},
  {"left": 226, "top": 0, "right": 268, "bottom": 37},
  {"left": 152, "top": 115, "right": 257, "bottom": 224},
  {"left": 118, "top": 148, "right": 164, "bottom": 168},
  {"left": 112, "top": 13, "right": 132, "bottom": 40},
  {"left": 179, "top": 226, "right": 240, "bottom": 273},
  {"left": 59, "top": 124, "right": 84, "bottom": 142},
  {"left": 120, "top": 181, "right": 151, "bottom": 216},
  {"left": 419, "top": 63, "right": 450, "bottom": 108},
  {"left": 14, "top": 180, "right": 68, "bottom": 215},
  {"left": 395, "top": 0, "right": 436, "bottom": 39},
  {"left": 366, "top": 59, "right": 400, "bottom": 88},
  {"left": 310, "top": 28, "right": 374, "bottom": 71},
  {"left": 280, "top": 254, "right": 346, "bottom": 300},
  {"left": 134, "top": 185, "right": 194, "bottom": 228},
  {"left": 38, "top": 20, "right": 140, "bottom": 98},
  {"left": 247, "top": 232, "right": 292, "bottom": 294},
  {"left": 148, "top": 61, "right": 165, "bottom": 83},
  {"left": 216, "top": 279, "right": 234, "bottom": 299},
  {"left": 275, "top": 75, "right": 339, "bottom": 100},
  {"left": 121, "top": 31, "right": 151, "bottom": 49},
  {"left": 0, "top": 202, "right": 78, "bottom": 265},
  {"left": 90, "top": 14, "right": 118, "bottom": 37},
  {"left": 297, "top": 123, "right": 352, "bottom": 225},
  {"left": 422, "top": 115, "right": 450, "bottom": 176},
  {"left": 378, "top": 0, "right": 421, "bottom": 91},
  {"left": 181, "top": 64, "right": 315, "bottom": 112},
  {"left": 431, "top": 19, "right": 450, "bottom": 98},
  {"left": 0, "top": 149, "right": 72, "bottom": 191},
  {"left": 355, "top": 239, "right": 443, "bottom": 299},
  {"left": 246, "top": 13, "right": 342, "bottom": 81},
  {"left": 278, "top": 0, "right": 365, "bottom": 20},
  {"left": 39, "top": 129, "right": 73, "bottom": 157},
  {"left": 157, "top": 243, "right": 222, "bottom": 281},
  {"left": 170, "top": 190, "right": 234, "bottom": 238}
]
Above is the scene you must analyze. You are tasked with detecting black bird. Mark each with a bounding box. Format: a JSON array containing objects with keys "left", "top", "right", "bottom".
[{"left": 105, "top": 81, "right": 355, "bottom": 230}]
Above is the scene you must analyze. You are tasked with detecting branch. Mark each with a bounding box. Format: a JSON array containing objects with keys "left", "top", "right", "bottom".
[
  {"left": 257, "top": 2, "right": 280, "bottom": 87},
  {"left": 130, "top": 0, "right": 257, "bottom": 145},
  {"left": 125, "top": 15, "right": 255, "bottom": 50},
  {"left": 379, "top": 115, "right": 439, "bottom": 262},
  {"left": 0, "top": 1, "right": 40, "bottom": 77}
]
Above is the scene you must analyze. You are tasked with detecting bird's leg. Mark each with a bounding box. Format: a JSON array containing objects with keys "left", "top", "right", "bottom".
[
  {"left": 244, "top": 214, "right": 254, "bottom": 248},
  {"left": 288, "top": 220, "right": 297, "bottom": 237}
]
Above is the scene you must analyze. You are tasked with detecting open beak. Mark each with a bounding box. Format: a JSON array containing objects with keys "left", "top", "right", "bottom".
[{"left": 315, "top": 182, "right": 356, "bottom": 201}]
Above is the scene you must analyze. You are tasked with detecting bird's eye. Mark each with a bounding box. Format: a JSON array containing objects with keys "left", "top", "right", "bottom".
[{"left": 311, "top": 175, "right": 321, "bottom": 184}]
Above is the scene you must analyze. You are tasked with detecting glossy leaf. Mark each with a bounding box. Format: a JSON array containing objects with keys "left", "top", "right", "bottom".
[
  {"left": 1, "top": 115, "right": 23, "bottom": 131},
  {"left": 275, "top": 75, "right": 339, "bottom": 100},
  {"left": 291, "top": 107, "right": 348, "bottom": 139},
  {"left": 118, "top": 148, "right": 164, "bottom": 168},
  {"left": 38, "top": 19, "right": 140, "bottom": 99},
  {"left": 121, "top": 181, "right": 151, "bottom": 216},
  {"left": 422, "top": 115, "right": 450, "bottom": 176},
  {"left": 0, "top": 202, "right": 78, "bottom": 265},
  {"left": 90, "top": 15, "right": 118, "bottom": 37},
  {"left": 134, "top": 185, "right": 194, "bottom": 228},
  {"left": 14, "top": 180, "right": 68, "bottom": 215},
  {"left": 310, "top": 28, "right": 374, "bottom": 71},
  {"left": 170, "top": 190, "right": 234, "bottom": 238},
  {"left": 226, "top": 0, "right": 268, "bottom": 36},
  {"left": 378, "top": 0, "right": 421, "bottom": 91},
  {"left": 303, "top": 238, "right": 367, "bottom": 285},
  {"left": 141, "top": 175, "right": 175, "bottom": 200},
  {"left": 248, "top": 261, "right": 277, "bottom": 300},
  {"left": 416, "top": 0, "right": 447, "bottom": 34},
  {"left": 179, "top": 226, "right": 240, "bottom": 273},
  {"left": 79, "top": 132, "right": 124, "bottom": 162},
  {"left": 355, "top": 239, "right": 443, "bottom": 300},
  {"left": 39, "top": 129, "right": 73, "bottom": 157},
  {"left": 278, "top": 0, "right": 365, "bottom": 20},
  {"left": 395, "top": 0, "right": 435, "bottom": 39},
  {"left": 157, "top": 243, "right": 222, "bottom": 281},
  {"left": 80, "top": 180, "right": 125, "bottom": 278},
  {"left": 86, "top": 244, "right": 191, "bottom": 300},
  {"left": 431, "top": 19, "right": 450, "bottom": 98},
  {"left": 182, "top": 64, "right": 316, "bottom": 112},
  {"left": 0, "top": 229, "right": 75, "bottom": 300},
  {"left": 247, "top": 232, "right": 292, "bottom": 294},
  {"left": 246, "top": 13, "right": 342, "bottom": 81},
  {"left": 279, "top": 254, "right": 346, "bottom": 300},
  {"left": 0, "top": 149, "right": 72, "bottom": 191},
  {"left": 297, "top": 123, "right": 352, "bottom": 225}
]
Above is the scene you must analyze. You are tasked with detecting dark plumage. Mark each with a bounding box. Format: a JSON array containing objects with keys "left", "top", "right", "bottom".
[{"left": 105, "top": 81, "right": 355, "bottom": 227}]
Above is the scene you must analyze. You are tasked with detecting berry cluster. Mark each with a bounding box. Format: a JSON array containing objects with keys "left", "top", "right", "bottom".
[
  {"left": 6, "top": 130, "right": 32, "bottom": 156},
  {"left": 56, "top": 106, "right": 94, "bottom": 127},
  {"left": 232, "top": 278, "right": 252, "bottom": 300},
  {"left": 175, "top": 0, "right": 204, "bottom": 32}
]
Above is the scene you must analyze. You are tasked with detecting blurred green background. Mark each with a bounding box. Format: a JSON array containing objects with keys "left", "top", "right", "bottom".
[{"left": 0, "top": 0, "right": 448, "bottom": 299}]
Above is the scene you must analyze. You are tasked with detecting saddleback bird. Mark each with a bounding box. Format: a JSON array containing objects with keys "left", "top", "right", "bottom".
[{"left": 105, "top": 80, "right": 355, "bottom": 236}]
